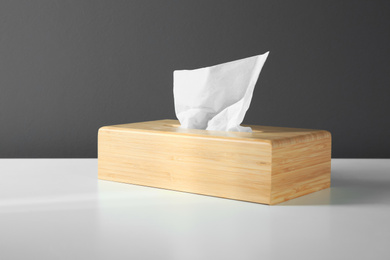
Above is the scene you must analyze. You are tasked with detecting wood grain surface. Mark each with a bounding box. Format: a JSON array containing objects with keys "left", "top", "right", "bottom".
[{"left": 98, "top": 120, "right": 331, "bottom": 204}]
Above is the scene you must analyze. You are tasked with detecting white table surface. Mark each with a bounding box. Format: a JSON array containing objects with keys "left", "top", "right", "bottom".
[{"left": 0, "top": 159, "right": 389, "bottom": 260}]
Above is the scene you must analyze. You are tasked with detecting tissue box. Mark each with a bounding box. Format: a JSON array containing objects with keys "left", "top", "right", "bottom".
[{"left": 98, "top": 120, "right": 331, "bottom": 205}]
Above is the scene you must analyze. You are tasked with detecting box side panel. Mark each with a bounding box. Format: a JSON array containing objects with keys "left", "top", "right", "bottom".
[
  {"left": 98, "top": 128, "right": 272, "bottom": 204},
  {"left": 270, "top": 136, "right": 331, "bottom": 205}
]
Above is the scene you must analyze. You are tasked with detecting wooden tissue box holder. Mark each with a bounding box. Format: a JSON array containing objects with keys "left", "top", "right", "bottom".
[{"left": 98, "top": 120, "right": 331, "bottom": 205}]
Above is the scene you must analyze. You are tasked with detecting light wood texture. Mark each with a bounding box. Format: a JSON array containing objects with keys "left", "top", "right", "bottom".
[{"left": 98, "top": 119, "right": 331, "bottom": 205}]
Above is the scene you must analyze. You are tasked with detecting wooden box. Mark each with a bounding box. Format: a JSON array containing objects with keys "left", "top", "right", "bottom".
[{"left": 98, "top": 120, "right": 331, "bottom": 205}]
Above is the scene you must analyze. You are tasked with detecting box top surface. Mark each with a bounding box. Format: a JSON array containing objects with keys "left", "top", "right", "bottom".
[{"left": 100, "top": 119, "right": 331, "bottom": 147}]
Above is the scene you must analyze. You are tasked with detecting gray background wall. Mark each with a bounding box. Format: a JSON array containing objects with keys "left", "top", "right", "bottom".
[{"left": 0, "top": 1, "right": 389, "bottom": 158}]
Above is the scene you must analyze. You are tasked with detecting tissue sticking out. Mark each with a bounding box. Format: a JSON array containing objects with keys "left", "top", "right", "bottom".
[{"left": 173, "top": 52, "right": 269, "bottom": 132}]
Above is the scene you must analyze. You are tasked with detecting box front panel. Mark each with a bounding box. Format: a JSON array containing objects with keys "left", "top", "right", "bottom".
[{"left": 98, "top": 128, "right": 272, "bottom": 204}]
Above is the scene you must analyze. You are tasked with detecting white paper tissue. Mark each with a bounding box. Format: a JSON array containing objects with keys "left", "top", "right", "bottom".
[{"left": 173, "top": 52, "right": 269, "bottom": 132}]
